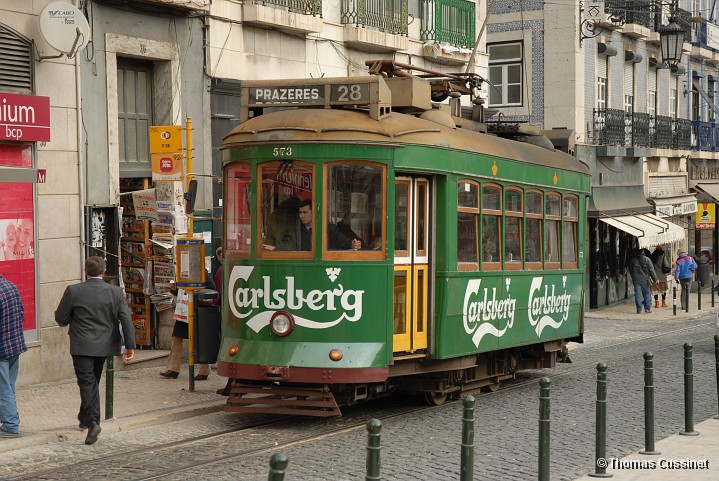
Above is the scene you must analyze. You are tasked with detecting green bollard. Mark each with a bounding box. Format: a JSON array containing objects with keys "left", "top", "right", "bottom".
[
  {"left": 698, "top": 281, "right": 702, "bottom": 311},
  {"left": 538, "top": 377, "right": 551, "bottom": 481},
  {"left": 589, "top": 363, "right": 612, "bottom": 478},
  {"left": 639, "top": 353, "right": 660, "bottom": 455},
  {"left": 715, "top": 335, "right": 719, "bottom": 420},
  {"left": 680, "top": 343, "right": 699, "bottom": 435},
  {"left": 366, "top": 418, "right": 382, "bottom": 481},
  {"left": 460, "top": 395, "right": 476, "bottom": 481},
  {"left": 712, "top": 280, "right": 715, "bottom": 307},
  {"left": 105, "top": 356, "right": 114, "bottom": 420},
  {"left": 267, "top": 453, "right": 289, "bottom": 481}
]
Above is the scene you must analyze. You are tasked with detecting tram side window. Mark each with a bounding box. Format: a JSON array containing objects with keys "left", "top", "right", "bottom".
[
  {"left": 325, "top": 162, "right": 385, "bottom": 257},
  {"left": 482, "top": 184, "right": 502, "bottom": 268},
  {"left": 504, "top": 187, "right": 523, "bottom": 269},
  {"left": 545, "top": 193, "right": 561, "bottom": 268},
  {"left": 525, "top": 190, "right": 543, "bottom": 268},
  {"left": 563, "top": 195, "right": 578, "bottom": 267},
  {"left": 259, "top": 160, "right": 314, "bottom": 254},
  {"left": 458, "top": 180, "right": 479, "bottom": 270},
  {"left": 226, "top": 163, "right": 251, "bottom": 254}
]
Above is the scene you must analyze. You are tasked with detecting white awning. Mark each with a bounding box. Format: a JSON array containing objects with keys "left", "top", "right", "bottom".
[
  {"left": 600, "top": 213, "right": 685, "bottom": 248},
  {"left": 696, "top": 183, "right": 719, "bottom": 202}
]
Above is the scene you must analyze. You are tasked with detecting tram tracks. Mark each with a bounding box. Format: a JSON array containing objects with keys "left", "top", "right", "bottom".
[{"left": 6, "top": 319, "right": 717, "bottom": 481}]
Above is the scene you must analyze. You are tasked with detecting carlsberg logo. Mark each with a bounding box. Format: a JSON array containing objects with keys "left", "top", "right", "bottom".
[
  {"left": 462, "top": 276, "right": 572, "bottom": 346},
  {"left": 228, "top": 266, "right": 365, "bottom": 333}
]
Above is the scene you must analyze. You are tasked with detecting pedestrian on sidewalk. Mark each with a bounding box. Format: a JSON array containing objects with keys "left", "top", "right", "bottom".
[
  {"left": 629, "top": 247, "right": 658, "bottom": 314},
  {"left": 0, "top": 273, "right": 26, "bottom": 438},
  {"left": 54, "top": 256, "right": 136, "bottom": 445},
  {"left": 160, "top": 272, "right": 215, "bottom": 381},
  {"left": 675, "top": 249, "right": 698, "bottom": 311},
  {"left": 651, "top": 244, "right": 671, "bottom": 308}
]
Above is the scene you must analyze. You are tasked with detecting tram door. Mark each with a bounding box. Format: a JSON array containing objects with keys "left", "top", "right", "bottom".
[{"left": 393, "top": 177, "right": 430, "bottom": 354}]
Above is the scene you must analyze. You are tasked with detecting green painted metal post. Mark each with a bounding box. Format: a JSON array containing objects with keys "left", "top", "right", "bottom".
[
  {"left": 589, "top": 362, "right": 612, "bottom": 478},
  {"left": 715, "top": 335, "right": 719, "bottom": 420},
  {"left": 698, "top": 281, "right": 702, "bottom": 311},
  {"left": 267, "top": 453, "right": 289, "bottom": 481},
  {"left": 460, "top": 395, "right": 476, "bottom": 481},
  {"left": 105, "top": 356, "right": 114, "bottom": 420},
  {"left": 680, "top": 343, "right": 699, "bottom": 435},
  {"left": 673, "top": 286, "right": 677, "bottom": 315},
  {"left": 639, "top": 353, "right": 659, "bottom": 455},
  {"left": 366, "top": 418, "right": 382, "bottom": 481},
  {"left": 712, "top": 280, "right": 715, "bottom": 307},
  {"left": 538, "top": 377, "right": 551, "bottom": 481}
]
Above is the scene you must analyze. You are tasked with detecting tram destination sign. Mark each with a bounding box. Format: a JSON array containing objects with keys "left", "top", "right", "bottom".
[
  {"left": 240, "top": 77, "right": 390, "bottom": 121},
  {"left": 248, "top": 83, "right": 371, "bottom": 107}
]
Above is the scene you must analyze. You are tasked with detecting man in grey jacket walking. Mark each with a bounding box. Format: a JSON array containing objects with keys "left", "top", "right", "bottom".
[
  {"left": 629, "top": 248, "right": 658, "bottom": 314},
  {"left": 55, "top": 256, "right": 135, "bottom": 444}
]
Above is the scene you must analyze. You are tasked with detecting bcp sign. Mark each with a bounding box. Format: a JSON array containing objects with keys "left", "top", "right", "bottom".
[{"left": 0, "top": 93, "right": 51, "bottom": 142}]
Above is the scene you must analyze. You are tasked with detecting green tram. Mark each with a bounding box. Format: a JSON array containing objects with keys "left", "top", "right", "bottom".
[{"left": 217, "top": 71, "right": 590, "bottom": 417}]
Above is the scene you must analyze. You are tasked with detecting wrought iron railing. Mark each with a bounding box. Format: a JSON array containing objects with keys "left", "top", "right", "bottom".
[
  {"left": 341, "top": 0, "right": 408, "bottom": 35},
  {"left": 605, "top": 0, "right": 654, "bottom": 29},
  {"left": 593, "top": 108, "right": 625, "bottom": 145},
  {"left": 674, "top": 118, "right": 691, "bottom": 150},
  {"left": 691, "top": 120, "right": 719, "bottom": 151},
  {"left": 253, "top": 0, "right": 322, "bottom": 16},
  {"left": 595, "top": 109, "right": 692, "bottom": 149},
  {"left": 419, "top": 0, "right": 475, "bottom": 48},
  {"left": 650, "top": 115, "right": 673, "bottom": 148}
]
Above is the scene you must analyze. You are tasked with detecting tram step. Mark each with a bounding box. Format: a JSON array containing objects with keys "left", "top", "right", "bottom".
[{"left": 224, "top": 384, "right": 342, "bottom": 417}]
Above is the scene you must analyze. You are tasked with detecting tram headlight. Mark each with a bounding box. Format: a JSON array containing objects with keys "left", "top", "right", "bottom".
[
  {"left": 228, "top": 345, "right": 239, "bottom": 356},
  {"left": 329, "top": 349, "right": 343, "bottom": 361},
  {"left": 270, "top": 311, "right": 294, "bottom": 337}
]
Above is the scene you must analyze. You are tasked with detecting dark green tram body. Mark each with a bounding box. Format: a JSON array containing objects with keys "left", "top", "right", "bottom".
[{"left": 218, "top": 83, "right": 590, "bottom": 416}]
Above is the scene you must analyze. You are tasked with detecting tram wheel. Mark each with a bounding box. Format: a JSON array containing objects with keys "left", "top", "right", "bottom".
[
  {"left": 481, "top": 381, "right": 501, "bottom": 393},
  {"left": 424, "top": 391, "right": 448, "bottom": 406}
]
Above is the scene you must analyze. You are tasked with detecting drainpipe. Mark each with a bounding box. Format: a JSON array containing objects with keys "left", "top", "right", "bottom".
[{"left": 75, "top": 0, "right": 86, "bottom": 277}]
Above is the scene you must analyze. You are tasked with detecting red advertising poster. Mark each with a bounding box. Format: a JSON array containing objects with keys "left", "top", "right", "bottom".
[{"left": 0, "top": 144, "right": 35, "bottom": 331}]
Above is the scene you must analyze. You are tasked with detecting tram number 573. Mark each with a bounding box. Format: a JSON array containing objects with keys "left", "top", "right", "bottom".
[{"left": 273, "top": 147, "right": 293, "bottom": 157}]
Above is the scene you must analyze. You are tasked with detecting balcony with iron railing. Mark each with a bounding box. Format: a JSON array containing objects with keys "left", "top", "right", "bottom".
[
  {"left": 241, "top": 0, "right": 323, "bottom": 34},
  {"left": 593, "top": 108, "right": 691, "bottom": 150},
  {"left": 419, "top": 0, "right": 475, "bottom": 48},
  {"left": 605, "top": 0, "right": 654, "bottom": 29},
  {"left": 342, "top": 0, "right": 408, "bottom": 51},
  {"left": 692, "top": 120, "right": 719, "bottom": 151}
]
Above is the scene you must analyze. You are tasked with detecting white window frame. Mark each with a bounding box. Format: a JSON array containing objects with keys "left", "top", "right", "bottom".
[{"left": 488, "top": 42, "right": 523, "bottom": 107}]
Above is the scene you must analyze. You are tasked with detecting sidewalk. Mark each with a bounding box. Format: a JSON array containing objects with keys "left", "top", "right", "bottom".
[
  {"left": 4, "top": 364, "right": 228, "bottom": 452},
  {"left": 573, "top": 417, "right": 719, "bottom": 480}
]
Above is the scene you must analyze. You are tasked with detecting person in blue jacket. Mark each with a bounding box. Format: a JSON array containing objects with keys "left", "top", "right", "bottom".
[{"left": 674, "top": 249, "right": 698, "bottom": 311}]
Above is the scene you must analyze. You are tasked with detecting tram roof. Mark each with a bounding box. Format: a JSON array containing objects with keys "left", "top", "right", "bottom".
[{"left": 222, "top": 108, "right": 590, "bottom": 176}]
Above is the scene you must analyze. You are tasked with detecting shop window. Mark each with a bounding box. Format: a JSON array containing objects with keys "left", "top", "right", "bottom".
[
  {"left": 457, "top": 179, "right": 479, "bottom": 270},
  {"left": 504, "top": 187, "right": 522, "bottom": 270},
  {"left": 324, "top": 162, "right": 385, "bottom": 260},
  {"left": 482, "top": 184, "right": 502, "bottom": 269},
  {"left": 525, "top": 190, "right": 543, "bottom": 268},
  {"left": 258, "top": 160, "right": 314, "bottom": 257},
  {"left": 225, "top": 163, "right": 252, "bottom": 255}
]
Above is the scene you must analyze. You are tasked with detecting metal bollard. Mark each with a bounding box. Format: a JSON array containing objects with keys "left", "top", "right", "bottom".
[
  {"left": 538, "top": 377, "right": 551, "bottom": 481},
  {"left": 680, "top": 343, "right": 699, "bottom": 436},
  {"left": 589, "top": 363, "right": 613, "bottom": 478},
  {"left": 715, "top": 335, "right": 719, "bottom": 420},
  {"left": 698, "top": 281, "right": 702, "bottom": 311},
  {"left": 366, "top": 418, "right": 382, "bottom": 481},
  {"left": 460, "top": 396, "right": 476, "bottom": 481},
  {"left": 268, "top": 453, "right": 289, "bottom": 481},
  {"left": 105, "top": 356, "right": 114, "bottom": 420},
  {"left": 712, "top": 280, "right": 715, "bottom": 307},
  {"left": 639, "top": 353, "right": 660, "bottom": 455},
  {"left": 673, "top": 286, "right": 677, "bottom": 316}
]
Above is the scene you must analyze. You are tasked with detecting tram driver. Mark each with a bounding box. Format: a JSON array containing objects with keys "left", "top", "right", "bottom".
[{"left": 263, "top": 199, "right": 362, "bottom": 251}]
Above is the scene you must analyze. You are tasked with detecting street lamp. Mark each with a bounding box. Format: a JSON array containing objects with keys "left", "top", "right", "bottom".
[{"left": 659, "top": 15, "right": 685, "bottom": 68}]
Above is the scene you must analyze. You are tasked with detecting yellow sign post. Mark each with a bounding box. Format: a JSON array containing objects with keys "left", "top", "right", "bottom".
[{"left": 149, "top": 126, "right": 183, "bottom": 182}]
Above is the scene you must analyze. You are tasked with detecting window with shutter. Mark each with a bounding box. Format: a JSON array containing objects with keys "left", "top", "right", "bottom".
[{"left": 0, "top": 24, "right": 34, "bottom": 94}]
